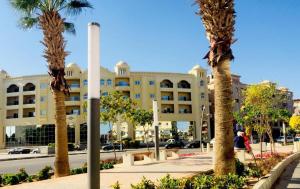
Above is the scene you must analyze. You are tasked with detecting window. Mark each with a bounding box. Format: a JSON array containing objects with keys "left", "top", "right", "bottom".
[
  {"left": 100, "top": 79, "right": 105, "bottom": 86},
  {"left": 40, "top": 110, "right": 47, "bottom": 116},
  {"left": 135, "top": 80, "right": 141, "bottom": 85},
  {"left": 149, "top": 80, "right": 155, "bottom": 85},
  {"left": 66, "top": 71, "right": 73, "bottom": 76},
  {"left": 83, "top": 93, "right": 88, "bottom": 100},
  {"left": 40, "top": 96, "right": 46, "bottom": 102},
  {"left": 200, "top": 80, "right": 204, "bottom": 87},
  {"left": 102, "top": 92, "right": 108, "bottom": 96},
  {"left": 135, "top": 94, "right": 141, "bottom": 99},
  {"left": 83, "top": 80, "right": 88, "bottom": 86},
  {"left": 119, "top": 69, "right": 126, "bottom": 75},
  {"left": 150, "top": 94, "right": 155, "bottom": 99},
  {"left": 107, "top": 79, "right": 112, "bottom": 86},
  {"left": 201, "top": 92, "right": 205, "bottom": 99}
]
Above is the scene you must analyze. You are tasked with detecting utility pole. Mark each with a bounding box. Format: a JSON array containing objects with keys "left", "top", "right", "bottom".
[
  {"left": 200, "top": 105, "right": 205, "bottom": 152},
  {"left": 87, "top": 22, "right": 100, "bottom": 189}
]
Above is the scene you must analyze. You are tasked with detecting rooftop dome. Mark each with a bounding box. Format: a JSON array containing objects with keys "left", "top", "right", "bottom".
[
  {"left": 0, "top": 69, "right": 7, "bottom": 74},
  {"left": 191, "top": 65, "right": 204, "bottom": 70},
  {"left": 116, "top": 60, "right": 129, "bottom": 67},
  {"left": 66, "top": 63, "right": 80, "bottom": 69}
]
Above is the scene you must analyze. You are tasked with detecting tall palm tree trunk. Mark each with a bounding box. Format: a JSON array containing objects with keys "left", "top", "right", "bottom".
[
  {"left": 39, "top": 11, "right": 70, "bottom": 177},
  {"left": 54, "top": 91, "right": 70, "bottom": 176},
  {"left": 213, "top": 59, "right": 235, "bottom": 175}
]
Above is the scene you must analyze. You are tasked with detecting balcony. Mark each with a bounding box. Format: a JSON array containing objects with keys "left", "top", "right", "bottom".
[
  {"left": 179, "top": 105, "right": 192, "bottom": 114},
  {"left": 161, "top": 104, "right": 174, "bottom": 114},
  {"left": 66, "top": 106, "right": 80, "bottom": 116},
  {"left": 23, "top": 95, "right": 35, "bottom": 104},
  {"left": 116, "top": 81, "right": 130, "bottom": 87},
  {"left": 178, "top": 92, "right": 191, "bottom": 102},
  {"left": 6, "top": 110, "right": 18, "bottom": 119},
  {"left": 177, "top": 80, "right": 191, "bottom": 89},
  {"left": 23, "top": 108, "right": 35, "bottom": 118},
  {"left": 161, "top": 91, "right": 174, "bottom": 101},
  {"left": 7, "top": 84, "right": 19, "bottom": 93},
  {"left": 7, "top": 97, "right": 19, "bottom": 106},
  {"left": 67, "top": 79, "right": 80, "bottom": 91},
  {"left": 23, "top": 83, "right": 36, "bottom": 92},
  {"left": 160, "top": 80, "right": 173, "bottom": 88}
]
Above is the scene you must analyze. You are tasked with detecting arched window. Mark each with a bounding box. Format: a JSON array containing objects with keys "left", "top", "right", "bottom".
[
  {"left": 160, "top": 80, "right": 173, "bottom": 88},
  {"left": 7, "top": 84, "right": 19, "bottom": 93},
  {"left": 23, "top": 83, "right": 35, "bottom": 92},
  {"left": 100, "top": 79, "right": 105, "bottom": 86},
  {"left": 107, "top": 79, "right": 112, "bottom": 86},
  {"left": 178, "top": 80, "right": 191, "bottom": 89}
]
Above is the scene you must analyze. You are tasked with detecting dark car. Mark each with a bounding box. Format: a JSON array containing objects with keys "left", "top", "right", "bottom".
[
  {"left": 184, "top": 140, "right": 207, "bottom": 149},
  {"left": 165, "top": 141, "right": 185, "bottom": 149},
  {"left": 102, "top": 143, "right": 123, "bottom": 151},
  {"left": 8, "top": 147, "right": 31, "bottom": 154}
]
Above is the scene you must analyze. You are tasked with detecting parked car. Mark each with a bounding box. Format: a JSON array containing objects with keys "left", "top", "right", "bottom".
[
  {"left": 165, "top": 141, "right": 185, "bottom": 149},
  {"left": 31, "top": 148, "right": 40, "bottom": 154},
  {"left": 184, "top": 140, "right": 207, "bottom": 149},
  {"left": 294, "top": 137, "right": 300, "bottom": 142},
  {"left": 8, "top": 147, "right": 31, "bottom": 154},
  {"left": 276, "top": 136, "right": 294, "bottom": 143},
  {"left": 102, "top": 143, "right": 123, "bottom": 151},
  {"left": 166, "top": 139, "right": 176, "bottom": 144}
]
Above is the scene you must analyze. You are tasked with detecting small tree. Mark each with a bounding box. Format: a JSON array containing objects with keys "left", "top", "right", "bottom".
[
  {"left": 130, "top": 109, "right": 153, "bottom": 151},
  {"left": 100, "top": 91, "right": 135, "bottom": 159}
]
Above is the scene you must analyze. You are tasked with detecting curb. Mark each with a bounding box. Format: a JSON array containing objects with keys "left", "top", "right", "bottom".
[
  {"left": 0, "top": 152, "right": 87, "bottom": 162},
  {"left": 252, "top": 152, "right": 300, "bottom": 189}
]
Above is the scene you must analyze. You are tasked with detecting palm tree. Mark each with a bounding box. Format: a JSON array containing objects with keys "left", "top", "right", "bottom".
[
  {"left": 195, "top": 0, "right": 236, "bottom": 175},
  {"left": 10, "top": 0, "right": 92, "bottom": 177}
]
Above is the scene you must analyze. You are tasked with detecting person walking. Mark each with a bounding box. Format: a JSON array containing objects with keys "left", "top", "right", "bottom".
[{"left": 234, "top": 131, "right": 246, "bottom": 150}]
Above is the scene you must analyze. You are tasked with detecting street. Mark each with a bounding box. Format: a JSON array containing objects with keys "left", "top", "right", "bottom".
[{"left": 0, "top": 148, "right": 199, "bottom": 175}]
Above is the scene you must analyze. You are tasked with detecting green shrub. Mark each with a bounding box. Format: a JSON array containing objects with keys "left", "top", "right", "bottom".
[
  {"left": 235, "top": 158, "right": 245, "bottom": 176},
  {"left": 193, "top": 174, "right": 213, "bottom": 189},
  {"left": 131, "top": 176, "right": 155, "bottom": 189},
  {"left": 0, "top": 174, "right": 2, "bottom": 185},
  {"left": 247, "top": 167, "right": 262, "bottom": 178},
  {"left": 70, "top": 168, "right": 84, "bottom": 175},
  {"left": 48, "top": 143, "right": 55, "bottom": 148},
  {"left": 26, "top": 175, "right": 35, "bottom": 182},
  {"left": 111, "top": 181, "right": 121, "bottom": 189},
  {"left": 213, "top": 174, "right": 246, "bottom": 189},
  {"left": 2, "top": 174, "right": 19, "bottom": 185},
  {"left": 157, "top": 174, "right": 181, "bottom": 189},
  {"left": 82, "top": 164, "right": 87, "bottom": 173},
  {"left": 36, "top": 166, "right": 52, "bottom": 180},
  {"left": 16, "top": 168, "right": 29, "bottom": 182}
]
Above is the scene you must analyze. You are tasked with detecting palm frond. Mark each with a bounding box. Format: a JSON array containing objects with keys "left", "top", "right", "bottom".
[
  {"left": 195, "top": 0, "right": 236, "bottom": 66},
  {"left": 64, "top": 0, "right": 93, "bottom": 16},
  {"left": 19, "top": 16, "right": 39, "bottom": 29},
  {"left": 64, "top": 22, "right": 76, "bottom": 35},
  {"left": 10, "top": 0, "right": 40, "bottom": 15}
]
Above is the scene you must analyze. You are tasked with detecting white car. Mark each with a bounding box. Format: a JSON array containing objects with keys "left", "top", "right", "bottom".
[
  {"left": 210, "top": 138, "right": 215, "bottom": 145},
  {"left": 276, "top": 136, "right": 294, "bottom": 143}
]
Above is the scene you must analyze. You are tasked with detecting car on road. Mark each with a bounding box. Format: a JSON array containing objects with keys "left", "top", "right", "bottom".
[
  {"left": 276, "top": 136, "right": 294, "bottom": 143},
  {"left": 30, "top": 148, "right": 40, "bottom": 154},
  {"left": 295, "top": 137, "right": 300, "bottom": 142},
  {"left": 102, "top": 143, "right": 124, "bottom": 151},
  {"left": 184, "top": 140, "right": 207, "bottom": 149},
  {"left": 165, "top": 141, "right": 185, "bottom": 149},
  {"left": 8, "top": 147, "right": 31, "bottom": 154}
]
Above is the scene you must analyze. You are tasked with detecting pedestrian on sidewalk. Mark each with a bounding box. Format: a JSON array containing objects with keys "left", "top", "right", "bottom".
[{"left": 234, "top": 131, "right": 245, "bottom": 150}]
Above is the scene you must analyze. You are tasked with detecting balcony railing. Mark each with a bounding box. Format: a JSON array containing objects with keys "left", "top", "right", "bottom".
[
  {"left": 6, "top": 114, "right": 18, "bottom": 119},
  {"left": 178, "top": 96, "right": 191, "bottom": 101},
  {"left": 23, "top": 113, "right": 35, "bottom": 118},
  {"left": 66, "top": 96, "right": 80, "bottom": 101},
  {"left": 69, "top": 83, "right": 80, "bottom": 88},
  {"left": 179, "top": 109, "right": 192, "bottom": 114},
  {"left": 161, "top": 96, "right": 173, "bottom": 101},
  {"left": 23, "top": 99, "right": 35, "bottom": 104},
  {"left": 116, "top": 82, "right": 130, "bottom": 87},
  {"left": 7, "top": 101, "right": 19, "bottom": 106},
  {"left": 161, "top": 109, "right": 174, "bottom": 113}
]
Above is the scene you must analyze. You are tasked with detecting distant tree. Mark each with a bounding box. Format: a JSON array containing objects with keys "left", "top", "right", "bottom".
[{"left": 129, "top": 109, "right": 153, "bottom": 151}]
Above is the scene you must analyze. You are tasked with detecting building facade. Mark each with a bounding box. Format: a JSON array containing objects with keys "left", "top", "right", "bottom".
[
  {"left": 294, "top": 99, "right": 300, "bottom": 115},
  {"left": 0, "top": 62, "right": 210, "bottom": 149}
]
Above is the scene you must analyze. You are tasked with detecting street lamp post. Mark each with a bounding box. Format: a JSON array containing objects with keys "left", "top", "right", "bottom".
[
  {"left": 200, "top": 106, "right": 205, "bottom": 152},
  {"left": 87, "top": 22, "right": 100, "bottom": 189},
  {"left": 153, "top": 100, "right": 160, "bottom": 161}
]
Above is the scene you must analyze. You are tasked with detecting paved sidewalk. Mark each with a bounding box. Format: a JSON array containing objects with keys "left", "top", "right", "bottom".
[
  {"left": 273, "top": 158, "right": 300, "bottom": 189},
  {"left": 2, "top": 153, "right": 213, "bottom": 189}
]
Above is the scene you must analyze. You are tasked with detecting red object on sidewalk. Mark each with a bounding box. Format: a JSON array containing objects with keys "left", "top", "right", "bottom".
[{"left": 243, "top": 135, "right": 251, "bottom": 153}]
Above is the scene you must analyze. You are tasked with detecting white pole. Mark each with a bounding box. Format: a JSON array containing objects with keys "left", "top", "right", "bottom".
[
  {"left": 153, "top": 100, "right": 160, "bottom": 161},
  {"left": 87, "top": 22, "right": 100, "bottom": 189}
]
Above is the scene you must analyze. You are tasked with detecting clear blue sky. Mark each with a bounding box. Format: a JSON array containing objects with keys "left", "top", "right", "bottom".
[{"left": 0, "top": 0, "right": 299, "bottom": 98}]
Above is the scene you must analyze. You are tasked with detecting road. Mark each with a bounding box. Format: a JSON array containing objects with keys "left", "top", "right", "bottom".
[{"left": 0, "top": 148, "right": 199, "bottom": 175}]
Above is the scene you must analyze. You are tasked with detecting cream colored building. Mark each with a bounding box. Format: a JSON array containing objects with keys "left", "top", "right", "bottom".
[
  {"left": 0, "top": 62, "right": 210, "bottom": 149},
  {"left": 293, "top": 99, "right": 300, "bottom": 115}
]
